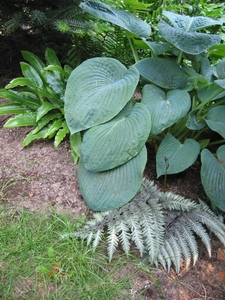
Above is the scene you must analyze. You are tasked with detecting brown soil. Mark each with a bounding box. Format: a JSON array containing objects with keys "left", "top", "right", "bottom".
[{"left": 0, "top": 37, "right": 225, "bottom": 298}]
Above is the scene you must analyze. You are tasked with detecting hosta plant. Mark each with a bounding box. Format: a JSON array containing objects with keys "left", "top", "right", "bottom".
[
  {"left": 63, "top": 178, "right": 225, "bottom": 274},
  {"left": 0, "top": 48, "right": 81, "bottom": 163},
  {"left": 77, "top": 1, "right": 225, "bottom": 212},
  {"left": 65, "top": 57, "right": 151, "bottom": 211}
]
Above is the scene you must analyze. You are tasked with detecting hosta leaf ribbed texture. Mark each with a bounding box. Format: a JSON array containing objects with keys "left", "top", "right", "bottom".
[
  {"left": 201, "top": 146, "right": 225, "bottom": 211},
  {"left": 142, "top": 41, "right": 170, "bottom": 56},
  {"left": 78, "top": 146, "right": 147, "bottom": 211},
  {"left": 64, "top": 57, "right": 139, "bottom": 134},
  {"left": 79, "top": 1, "right": 151, "bottom": 38},
  {"left": 200, "top": 58, "right": 215, "bottom": 82},
  {"left": 197, "top": 83, "right": 225, "bottom": 102},
  {"left": 205, "top": 105, "right": 225, "bottom": 138},
  {"left": 162, "top": 11, "right": 222, "bottom": 32},
  {"left": 135, "top": 58, "right": 187, "bottom": 89},
  {"left": 158, "top": 21, "right": 221, "bottom": 55},
  {"left": 214, "top": 79, "right": 225, "bottom": 90},
  {"left": 216, "top": 59, "right": 225, "bottom": 79},
  {"left": 186, "top": 109, "right": 206, "bottom": 130},
  {"left": 81, "top": 102, "right": 151, "bottom": 172},
  {"left": 141, "top": 84, "right": 191, "bottom": 135},
  {"left": 156, "top": 133, "right": 200, "bottom": 177}
]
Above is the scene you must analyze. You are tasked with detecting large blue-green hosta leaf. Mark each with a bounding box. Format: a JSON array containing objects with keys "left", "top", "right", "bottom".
[
  {"left": 81, "top": 102, "right": 151, "bottom": 172},
  {"left": 156, "top": 133, "right": 200, "bottom": 177},
  {"left": 200, "top": 58, "right": 216, "bottom": 83},
  {"left": 215, "top": 79, "right": 225, "bottom": 90},
  {"left": 135, "top": 58, "right": 187, "bottom": 89},
  {"left": 216, "top": 59, "right": 225, "bottom": 79},
  {"left": 201, "top": 146, "right": 225, "bottom": 211},
  {"left": 162, "top": 11, "right": 222, "bottom": 32},
  {"left": 78, "top": 146, "right": 147, "bottom": 211},
  {"left": 141, "top": 84, "right": 190, "bottom": 135},
  {"left": 79, "top": 1, "right": 151, "bottom": 38},
  {"left": 205, "top": 105, "right": 225, "bottom": 139},
  {"left": 186, "top": 109, "right": 206, "bottom": 130},
  {"left": 197, "top": 83, "right": 225, "bottom": 102},
  {"left": 158, "top": 20, "right": 221, "bottom": 55},
  {"left": 142, "top": 41, "right": 170, "bottom": 56},
  {"left": 64, "top": 57, "right": 139, "bottom": 134}
]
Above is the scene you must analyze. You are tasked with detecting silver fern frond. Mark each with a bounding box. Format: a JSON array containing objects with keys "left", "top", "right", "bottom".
[
  {"left": 116, "top": 219, "right": 131, "bottom": 255},
  {"left": 183, "top": 216, "right": 212, "bottom": 257},
  {"left": 62, "top": 179, "right": 225, "bottom": 274},
  {"left": 171, "top": 227, "right": 192, "bottom": 270},
  {"left": 159, "top": 191, "right": 198, "bottom": 212},
  {"left": 193, "top": 201, "right": 225, "bottom": 244},
  {"left": 107, "top": 223, "right": 119, "bottom": 261},
  {"left": 139, "top": 199, "right": 164, "bottom": 263},
  {"left": 92, "top": 228, "right": 104, "bottom": 250},
  {"left": 127, "top": 212, "right": 145, "bottom": 256}
]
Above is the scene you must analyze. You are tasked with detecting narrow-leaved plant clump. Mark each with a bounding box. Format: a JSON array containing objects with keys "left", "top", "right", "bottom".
[{"left": 0, "top": 48, "right": 81, "bottom": 163}]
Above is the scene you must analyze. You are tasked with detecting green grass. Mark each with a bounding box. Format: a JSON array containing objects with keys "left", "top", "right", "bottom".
[{"left": 0, "top": 206, "right": 138, "bottom": 300}]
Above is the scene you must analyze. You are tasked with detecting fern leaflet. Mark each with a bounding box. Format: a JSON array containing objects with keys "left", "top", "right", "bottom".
[{"left": 62, "top": 179, "right": 225, "bottom": 273}]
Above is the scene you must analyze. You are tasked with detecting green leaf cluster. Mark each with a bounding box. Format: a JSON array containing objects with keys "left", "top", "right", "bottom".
[
  {"left": 65, "top": 57, "right": 151, "bottom": 211},
  {"left": 78, "top": 1, "right": 225, "bottom": 212},
  {"left": 0, "top": 48, "right": 81, "bottom": 162},
  {"left": 63, "top": 179, "right": 225, "bottom": 274}
]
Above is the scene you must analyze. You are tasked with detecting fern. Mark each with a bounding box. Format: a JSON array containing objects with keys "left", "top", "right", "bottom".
[
  {"left": 4, "top": 13, "right": 22, "bottom": 34},
  {"left": 62, "top": 179, "right": 225, "bottom": 274},
  {"left": 30, "top": 10, "right": 47, "bottom": 26}
]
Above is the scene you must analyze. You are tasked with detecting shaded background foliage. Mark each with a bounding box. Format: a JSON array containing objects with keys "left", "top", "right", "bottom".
[
  {"left": 1, "top": 0, "right": 224, "bottom": 86},
  {"left": 0, "top": 0, "right": 86, "bottom": 77},
  {"left": 0, "top": 0, "right": 136, "bottom": 84}
]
